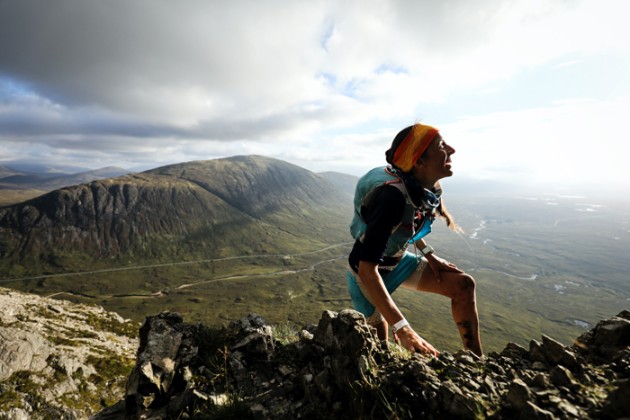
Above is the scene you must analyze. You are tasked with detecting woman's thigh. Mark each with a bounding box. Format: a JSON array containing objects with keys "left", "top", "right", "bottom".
[{"left": 404, "top": 266, "right": 474, "bottom": 299}]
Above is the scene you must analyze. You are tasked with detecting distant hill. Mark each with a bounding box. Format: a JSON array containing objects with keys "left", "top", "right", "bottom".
[
  {"left": 0, "top": 165, "right": 24, "bottom": 178},
  {"left": 0, "top": 162, "right": 91, "bottom": 174},
  {"left": 0, "top": 155, "right": 353, "bottom": 276},
  {"left": 0, "top": 166, "right": 129, "bottom": 192}
]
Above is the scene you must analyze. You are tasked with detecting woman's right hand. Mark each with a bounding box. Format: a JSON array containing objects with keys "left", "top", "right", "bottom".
[{"left": 395, "top": 326, "right": 440, "bottom": 357}]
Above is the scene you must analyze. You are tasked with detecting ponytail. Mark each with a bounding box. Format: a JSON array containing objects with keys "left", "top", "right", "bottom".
[{"left": 434, "top": 181, "right": 462, "bottom": 233}]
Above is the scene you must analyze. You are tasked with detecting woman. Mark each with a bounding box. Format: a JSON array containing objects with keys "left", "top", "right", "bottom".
[{"left": 347, "top": 123, "right": 483, "bottom": 357}]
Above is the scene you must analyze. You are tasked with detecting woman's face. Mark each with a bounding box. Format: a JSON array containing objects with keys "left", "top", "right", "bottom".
[{"left": 412, "top": 134, "right": 456, "bottom": 185}]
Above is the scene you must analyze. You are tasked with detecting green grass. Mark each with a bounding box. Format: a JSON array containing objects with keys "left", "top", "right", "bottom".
[
  {"left": 5, "top": 232, "right": 626, "bottom": 355},
  {"left": 3, "top": 194, "right": 629, "bottom": 355}
]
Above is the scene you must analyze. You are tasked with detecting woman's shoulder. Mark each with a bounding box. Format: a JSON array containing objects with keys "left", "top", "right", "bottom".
[{"left": 368, "top": 184, "right": 406, "bottom": 210}]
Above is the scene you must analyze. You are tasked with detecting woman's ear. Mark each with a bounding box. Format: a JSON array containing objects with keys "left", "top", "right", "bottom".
[
  {"left": 409, "top": 159, "right": 425, "bottom": 180},
  {"left": 412, "top": 157, "right": 426, "bottom": 171}
]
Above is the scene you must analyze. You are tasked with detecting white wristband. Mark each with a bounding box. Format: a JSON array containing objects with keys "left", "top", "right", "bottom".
[
  {"left": 392, "top": 318, "right": 409, "bottom": 334},
  {"left": 420, "top": 244, "right": 434, "bottom": 256}
]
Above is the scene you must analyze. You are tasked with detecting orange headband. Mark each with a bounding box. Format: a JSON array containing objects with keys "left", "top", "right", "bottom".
[{"left": 392, "top": 123, "right": 439, "bottom": 172}]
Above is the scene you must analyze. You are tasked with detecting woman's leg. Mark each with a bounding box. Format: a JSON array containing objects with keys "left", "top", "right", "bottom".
[
  {"left": 348, "top": 269, "right": 391, "bottom": 340},
  {"left": 404, "top": 266, "right": 483, "bottom": 356}
]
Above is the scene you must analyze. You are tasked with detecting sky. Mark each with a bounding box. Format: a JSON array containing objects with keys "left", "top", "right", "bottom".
[{"left": 1, "top": 0, "right": 629, "bottom": 193}]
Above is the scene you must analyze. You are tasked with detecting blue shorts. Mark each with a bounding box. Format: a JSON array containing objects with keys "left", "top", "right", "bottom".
[{"left": 346, "top": 251, "right": 424, "bottom": 318}]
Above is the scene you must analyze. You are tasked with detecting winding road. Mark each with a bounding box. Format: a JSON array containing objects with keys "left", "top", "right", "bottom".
[{"left": 0, "top": 242, "right": 353, "bottom": 299}]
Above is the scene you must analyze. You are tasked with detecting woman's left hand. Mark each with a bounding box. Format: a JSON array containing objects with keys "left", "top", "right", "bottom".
[{"left": 425, "top": 253, "right": 462, "bottom": 283}]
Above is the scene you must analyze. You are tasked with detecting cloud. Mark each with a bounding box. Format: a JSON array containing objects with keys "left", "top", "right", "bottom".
[
  {"left": 441, "top": 95, "right": 630, "bottom": 188},
  {"left": 0, "top": 0, "right": 629, "bottom": 185}
]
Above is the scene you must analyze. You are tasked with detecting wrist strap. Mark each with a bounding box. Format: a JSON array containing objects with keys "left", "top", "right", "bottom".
[
  {"left": 392, "top": 318, "right": 409, "bottom": 334},
  {"left": 420, "top": 244, "right": 434, "bottom": 256}
]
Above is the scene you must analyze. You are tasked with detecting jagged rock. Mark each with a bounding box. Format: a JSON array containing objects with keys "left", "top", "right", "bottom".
[
  {"left": 602, "top": 379, "right": 630, "bottom": 418},
  {"left": 577, "top": 311, "right": 630, "bottom": 362},
  {"left": 312, "top": 309, "right": 379, "bottom": 388},
  {"left": 501, "top": 342, "right": 529, "bottom": 360},
  {"left": 530, "top": 373, "right": 551, "bottom": 390},
  {"left": 521, "top": 401, "right": 555, "bottom": 420},
  {"left": 87, "top": 308, "right": 630, "bottom": 419},
  {"left": 7, "top": 284, "right": 630, "bottom": 420},
  {"left": 440, "top": 380, "right": 485, "bottom": 418},
  {"left": 541, "top": 334, "right": 566, "bottom": 364},
  {"left": 125, "top": 312, "right": 185, "bottom": 412},
  {"left": 549, "top": 365, "right": 576, "bottom": 388},
  {"left": 228, "top": 313, "right": 274, "bottom": 357},
  {"left": 506, "top": 378, "right": 532, "bottom": 410},
  {"left": 529, "top": 339, "right": 547, "bottom": 364},
  {"left": 542, "top": 334, "right": 580, "bottom": 371}
]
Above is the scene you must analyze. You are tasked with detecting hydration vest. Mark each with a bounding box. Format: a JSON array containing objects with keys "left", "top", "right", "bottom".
[{"left": 349, "top": 166, "right": 438, "bottom": 259}]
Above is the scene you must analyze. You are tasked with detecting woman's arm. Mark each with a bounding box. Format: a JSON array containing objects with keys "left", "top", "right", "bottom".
[
  {"left": 414, "top": 238, "right": 462, "bottom": 283},
  {"left": 358, "top": 260, "right": 439, "bottom": 356}
]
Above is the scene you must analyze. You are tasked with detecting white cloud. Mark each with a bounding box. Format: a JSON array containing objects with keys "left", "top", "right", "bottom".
[
  {"left": 442, "top": 95, "right": 630, "bottom": 188},
  {"left": 0, "top": 0, "right": 629, "bottom": 192}
]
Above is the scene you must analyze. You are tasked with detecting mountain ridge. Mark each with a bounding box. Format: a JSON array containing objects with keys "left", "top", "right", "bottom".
[
  {"left": 1, "top": 286, "right": 627, "bottom": 418},
  {"left": 100, "top": 308, "right": 630, "bottom": 419},
  {"left": 0, "top": 155, "right": 352, "bottom": 277}
]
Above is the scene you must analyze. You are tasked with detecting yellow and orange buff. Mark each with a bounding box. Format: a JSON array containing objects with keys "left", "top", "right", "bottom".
[{"left": 391, "top": 123, "right": 439, "bottom": 172}]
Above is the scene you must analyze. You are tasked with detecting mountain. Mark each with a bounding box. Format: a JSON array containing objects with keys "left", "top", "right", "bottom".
[
  {"left": 318, "top": 171, "right": 358, "bottom": 198},
  {"left": 0, "top": 166, "right": 129, "bottom": 192},
  {"left": 0, "top": 162, "right": 91, "bottom": 174},
  {"left": 0, "top": 155, "right": 352, "bottom": 277},
  {"left": 0, "top": 166, "right": 24, "bottom": 178}
]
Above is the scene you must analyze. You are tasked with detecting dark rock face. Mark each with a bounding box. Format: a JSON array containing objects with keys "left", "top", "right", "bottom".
[{"left": 94, "top": 309, "right": 630, "bottom": 419}]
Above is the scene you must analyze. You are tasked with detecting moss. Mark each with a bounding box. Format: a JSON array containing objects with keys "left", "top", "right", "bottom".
[
  {"left": 48, "top": 335, "right": 80, "bottom": 347},
  {"left": 75, "top": 329, "right": 99, "bottom": 339},
  {"left": 87, "top": 354, "right": 135, "bottom": 380},
  {"left": 84, "top": 312, "right": 138, "bottom": 339},
  {"left": 0, "top": 370, "right": 46, "bottom": 410},
  {"left": 0, "top": 385, "right": 22, "bottom": 410},
  {"left": 46, "top": 355, "right": 68, "bottom": 382}
]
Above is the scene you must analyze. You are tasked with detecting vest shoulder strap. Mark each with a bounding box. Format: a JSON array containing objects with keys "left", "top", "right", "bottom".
[{"left": 361, "top": 171, "right": 413, "bottom": 209}]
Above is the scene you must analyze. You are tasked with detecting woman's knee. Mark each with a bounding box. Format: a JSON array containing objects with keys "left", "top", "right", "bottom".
[{"left": 454, "top": 273, "right": 476, "bottom": 300}]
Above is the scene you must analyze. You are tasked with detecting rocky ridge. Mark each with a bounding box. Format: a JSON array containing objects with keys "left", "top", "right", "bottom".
[
  {"left": 0, "top": 287, "right": 138, "bottom": 419},
  {"left": 95, "top": 309, "right": 630, "bottom": 419}
]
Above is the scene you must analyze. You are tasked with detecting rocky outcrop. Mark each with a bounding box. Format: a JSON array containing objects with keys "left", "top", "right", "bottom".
[
  {"left": 0, "top": 287, "right": 138, "bottom": 419},
  {"left": 95, "top": 309, "right": 630, "bottom": 419}
]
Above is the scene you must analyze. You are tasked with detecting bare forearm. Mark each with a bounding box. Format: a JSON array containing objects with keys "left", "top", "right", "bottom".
[
  {"left": 357, "top": 260, "right": 440, "bottom": 356},
  {"left": 357, "top": 261, "right": 404, "bottom": 324}
]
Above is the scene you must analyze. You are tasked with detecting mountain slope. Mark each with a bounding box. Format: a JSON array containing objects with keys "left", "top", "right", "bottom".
[
  {"left": 0, "top": 155, "right": 352, "bottom": 277},
  {"left": 318, "top": 171, "right": 358, "bottom": 198}
]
